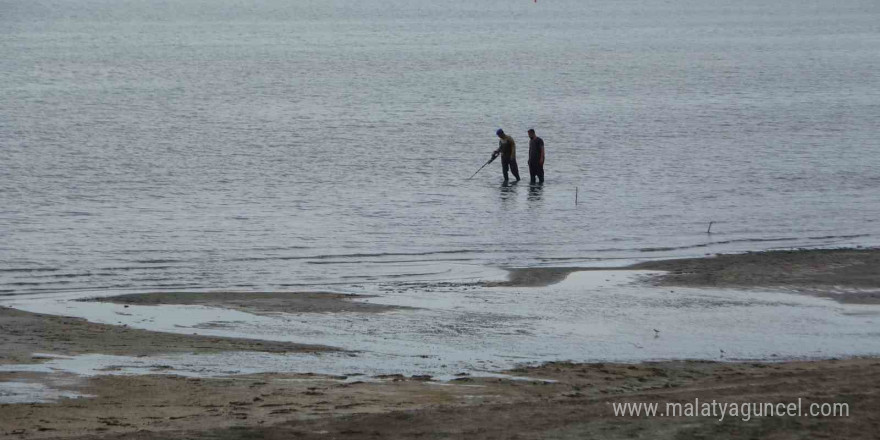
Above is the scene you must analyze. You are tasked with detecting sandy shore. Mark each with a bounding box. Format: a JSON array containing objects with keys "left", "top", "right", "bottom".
[
  {"left": 632, "top": 248, "right": 880, "bottom": 304},
  {"left": 0, "top": 307, "right": 333, "bottom": 366},
  {"left": 3, "top": 358, "right": 877, "bottom": 439},
  {"left": 2, "top": 248, "right": 880, "bottom": 439}
]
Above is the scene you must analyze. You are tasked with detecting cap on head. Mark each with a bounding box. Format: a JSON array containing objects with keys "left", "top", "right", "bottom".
[{"left": 496, "top": 129, "right": 504, "bottom": 136}]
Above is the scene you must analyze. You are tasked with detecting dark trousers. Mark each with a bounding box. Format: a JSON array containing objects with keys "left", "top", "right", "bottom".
[
  {"left": 501, "top": 156, "right": 520, "bottom": 181},
  {"left": 529, "top": 162, "right": 544, "bottom": 183}
]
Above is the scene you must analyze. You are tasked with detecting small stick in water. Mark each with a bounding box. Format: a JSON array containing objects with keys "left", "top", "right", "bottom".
[
  {"left": 575, "top": 187, "right": 578, "bottom": 205},
  {"left": 707, "top": 221, "right": 715, "bottom": 234}
]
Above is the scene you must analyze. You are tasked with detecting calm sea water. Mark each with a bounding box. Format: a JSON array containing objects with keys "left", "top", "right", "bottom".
[{"left": 3, "top": 0, "right": 880, "bottom": 296}]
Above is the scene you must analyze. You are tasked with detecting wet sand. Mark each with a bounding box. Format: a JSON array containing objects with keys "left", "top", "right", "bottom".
[
  {"left": 485, "top": 267, "right": 589, "bottom": 287},
  {"left": 3, "top": 248, "right": 880, "bottom": 438},
  {"left": 496, "top": 248, "right": 880, "bottom": 305},
  {"left": 631, "top": 248, "right": 880, "bottom": 304},
  {"left": 0, "top": 307, "right": 333, "bottom": 366},
  {"left": 80, "top": 291, "right": 401, "bottom": 315},
  {"left": 2, "top": 358, "right": 878, "bottom": 439}
]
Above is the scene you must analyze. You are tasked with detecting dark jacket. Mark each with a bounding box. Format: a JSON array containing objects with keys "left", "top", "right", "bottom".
[{"left": 528, "top": 137, "right": 544, "bottom": 164}]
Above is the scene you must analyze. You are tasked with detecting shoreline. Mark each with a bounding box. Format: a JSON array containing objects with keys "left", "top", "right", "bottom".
[
  {"left": 2, "top": 248, "right": 880, "bottom": 438},
  {"left": 497, "top": 248, "right": 880, "bottom": 304},
  {"left": 2, "top": 357, "right": 878, "bottom": 439},
  {"left": 3, "top": 248, "right": 878, "bottom": 367},
  {"left": 630, "top": 248, "right": 880, "bottom": 304},
  {"left": 0, "top": 307, "right": 335, "bottom": 366}
]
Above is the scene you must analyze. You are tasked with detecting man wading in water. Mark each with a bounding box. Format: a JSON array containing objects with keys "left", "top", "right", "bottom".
[
  {"left": 494, "top": 129, "right": 520, "bottom": 183},
  {"left": 527, "top": 128, "right": 545, "bottom": 184}
]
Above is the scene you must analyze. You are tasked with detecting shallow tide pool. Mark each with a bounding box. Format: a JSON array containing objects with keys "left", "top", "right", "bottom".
[{"left": 3, "top": 270, "right": 879, "bottom": 388}]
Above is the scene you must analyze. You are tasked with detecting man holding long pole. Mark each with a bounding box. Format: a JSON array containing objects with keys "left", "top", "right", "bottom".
[{"left": 494, "top": 129, "right": 520, "bottom": 183}]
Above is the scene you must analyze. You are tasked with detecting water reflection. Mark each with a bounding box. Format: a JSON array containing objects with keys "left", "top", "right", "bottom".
[
  {"left": 527, "top": 182, "right": 543, "bottom": 202},
  {"left": 499, "top": 180, "right": 519, "bottom": 204}
]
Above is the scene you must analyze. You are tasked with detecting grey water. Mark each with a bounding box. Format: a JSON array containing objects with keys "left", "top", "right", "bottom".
[{"left": 2, "top": 0, "right": 880, "bottom": 296}]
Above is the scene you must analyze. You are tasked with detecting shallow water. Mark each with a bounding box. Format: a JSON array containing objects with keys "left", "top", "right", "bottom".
[
  {"left": 2, "top": 0, "right": 880, "bottom": 295},
  {"left": 0, "top": 380, "right": 92, "bottom": 404},
  {"left": 4, "top": 271, "right": 880, "bottom": 385}
]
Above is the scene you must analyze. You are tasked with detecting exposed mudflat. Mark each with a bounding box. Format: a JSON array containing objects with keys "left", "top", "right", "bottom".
[
  {"left": 485, "top": 267, "right": 591, "bottom": 287},
  {"left": 0, "top": 307, "right": 333, "bottom": 366},
  {"left": 3, "top": 249, "right": 880, "bottom": 438},
  {"left": 2, "top": 358, "right": 878, "bottom": 439},
  {"left": 632, "top": 248, "right": 880, "bottom": 303},
  {"left": 80, "top": 291, "right": 401, "bottom": 315}
]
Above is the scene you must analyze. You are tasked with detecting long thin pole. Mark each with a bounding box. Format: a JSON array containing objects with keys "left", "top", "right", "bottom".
[
  {"left": 468, "top": 153, "right": 498, "bottom": 180},
  {"left": 575, "top": 187, "right": 578, "bottom": 205},
  {"left": 468, "top": 161, "right": 491, "bottom": 180}
]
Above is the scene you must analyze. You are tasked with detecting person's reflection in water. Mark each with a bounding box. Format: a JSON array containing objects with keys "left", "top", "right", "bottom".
[
  {"left": 499, "top": 180, "right": 519, "bottom": 204},
  {"left": 527, "top": 182, "right": 544, "bottom": 202}
]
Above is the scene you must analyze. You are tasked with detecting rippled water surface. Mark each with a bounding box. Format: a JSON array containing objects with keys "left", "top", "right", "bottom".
[{"left": 3, "top": 0, "right": 880, "bottom": 294}]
